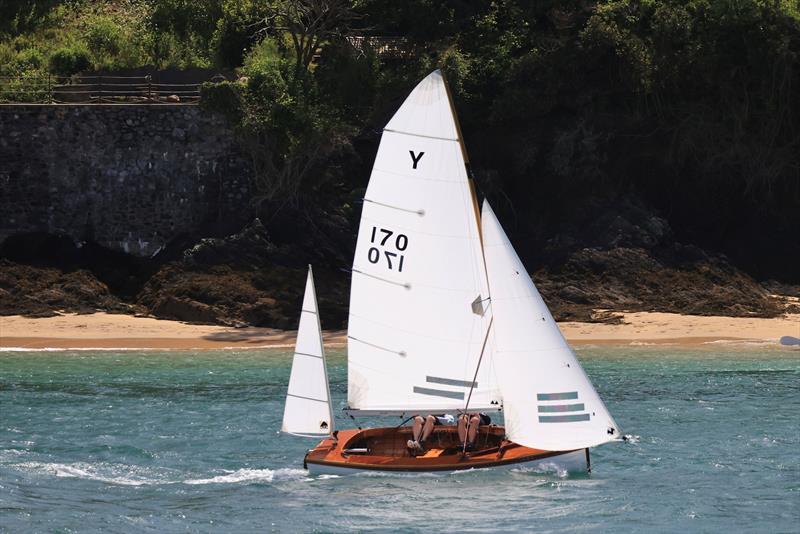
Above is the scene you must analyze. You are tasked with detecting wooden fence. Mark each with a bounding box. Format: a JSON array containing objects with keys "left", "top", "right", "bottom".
[{"left": 0, "top": 75, "right": 202, "bottom": 104}]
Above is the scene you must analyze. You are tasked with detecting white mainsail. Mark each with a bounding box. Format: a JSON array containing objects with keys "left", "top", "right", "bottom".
[
  {"left": 347, "top": 70, "right": 499, "bottom": 413},
  {"left": 481, "top": 201, "right": 619, "bottom": 450},
  {"left": 281, "top": 266, "right": 335, "bottom": 436}
]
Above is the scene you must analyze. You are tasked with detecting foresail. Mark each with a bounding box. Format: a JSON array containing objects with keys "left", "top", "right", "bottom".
[
  {"left": 481, "top": 202, "right": 619, "bottom": 450},
  {"left": 282, "top": 266, "right": 334, "bottom": 436},
  {"left": 347, "top": 70, "right": 499, "bottom": 413}
]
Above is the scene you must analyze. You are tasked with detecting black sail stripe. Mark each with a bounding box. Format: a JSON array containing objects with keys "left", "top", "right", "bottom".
[
  {"left": 413, "top": 387, "right": 464, "bottom": 400},
  {"left": 537, "top": 392, "right": 578, "bottom": 401},
  {"left": 538, "top": 403, "right": 585, "bottom": 413},
  {"left": 426, "top": 376, "right": 477, "bottom": 388}
]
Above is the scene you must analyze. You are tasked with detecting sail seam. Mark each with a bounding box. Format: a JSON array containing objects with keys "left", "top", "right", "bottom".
[
  {"left": 294, "top": 351, "right": 323, "bottom": 360},
  {"left": 363, "top": 198, "right": 425, "bottom": 216},
  {"left": 287, "top": 393, "right": 329, "bottom": 403},
  {"left": 301, "top": 309, "right": 317, "bottom": 314},
  {"left": 383, "top": 128, "right": 459, "bottom": 142},
  {"left": 360, "top": 214, "right": 478, "bottom": 240},
  {"left": 349, "top": 311, "right": 481, "bottom": 344},
  {"left": 372, "top": 166, "right": 466, "bottom": 184}
]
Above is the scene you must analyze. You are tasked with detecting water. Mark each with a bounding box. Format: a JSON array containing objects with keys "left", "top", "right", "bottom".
[{"left": 1, "top": 347, "right": 798, "bottom": 533}]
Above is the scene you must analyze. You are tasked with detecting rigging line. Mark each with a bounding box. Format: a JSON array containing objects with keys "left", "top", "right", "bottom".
[
  {"left": 346, "top": 411, "right": 363, "bottom": 430},
  {"left": 351, "top": 268, "right": 411, "bottom": 290},
  {"left": 462, "top": 317, "right": 494, "bottom": 454},
  {"left": 394, "top": 414, "right": 415, "bottom": 430},
  {"left": 348, "top": 335, "right": 407, "bottom": 357},
  {"left": 363, "top": 198, "right": 425, "bottom": 216}
]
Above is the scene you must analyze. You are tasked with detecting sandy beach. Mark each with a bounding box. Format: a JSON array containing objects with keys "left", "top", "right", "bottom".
[{"left": 1, "top": 311, "right": 797, "bottom": 350}]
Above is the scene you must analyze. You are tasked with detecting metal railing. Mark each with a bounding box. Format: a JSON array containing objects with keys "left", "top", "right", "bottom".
[
  {"left": 0, "top": 75, "right": 202, "bottom": 104},
  {"left": 346, "top": 36, "right": 414, "bottom": 59}
]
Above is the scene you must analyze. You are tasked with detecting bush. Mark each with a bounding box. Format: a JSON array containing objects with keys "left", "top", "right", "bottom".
[
  {"left": 48, "top": 45, "right": 92, "bottom": 75},
  {"left": 84, "top": 16, "right": 123, "bottom": 59},
  {"left": 200, "top": 80, "right": 243, "bottom": 121},
  {"left": 14, "top": 47, "right": 45, "bottom": 70}
]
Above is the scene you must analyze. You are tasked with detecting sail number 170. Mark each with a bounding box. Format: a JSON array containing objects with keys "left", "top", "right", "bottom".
[{"left": 368, "top": 226, "right": 407, "bottom": 272}]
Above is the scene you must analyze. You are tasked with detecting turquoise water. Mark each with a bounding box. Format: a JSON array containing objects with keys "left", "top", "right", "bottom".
[{"left": 1, "top": 347, "right": 798, "bottom": 533}]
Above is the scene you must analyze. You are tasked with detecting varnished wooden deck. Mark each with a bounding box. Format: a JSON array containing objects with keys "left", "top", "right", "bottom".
[{"left": 304, "top": 426, "right": 582, "bottom": 473}]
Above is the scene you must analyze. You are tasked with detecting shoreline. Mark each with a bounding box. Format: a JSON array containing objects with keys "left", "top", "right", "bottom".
[{"left": 1, "top": 311, "right": 798, "bottom": 351}]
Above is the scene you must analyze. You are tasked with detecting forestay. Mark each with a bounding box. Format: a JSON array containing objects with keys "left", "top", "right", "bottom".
[
  {"left": 481, "top": 201, "right": 619, "bottom": 450},
  {"left": 347, "top": 70, "right": 499, "bottom": 413},
  {"left": 282, "top": 266, "right": 335, "bottom": 437}
]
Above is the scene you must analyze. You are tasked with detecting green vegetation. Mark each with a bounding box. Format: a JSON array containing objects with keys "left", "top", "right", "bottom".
[{"left": 1, "top": 0, "right": 798, "bottom": 279}]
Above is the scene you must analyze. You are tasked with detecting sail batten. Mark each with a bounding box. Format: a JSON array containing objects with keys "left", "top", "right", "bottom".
[{"left": 281, "top": 266, "right": 335, "bottom": 436}]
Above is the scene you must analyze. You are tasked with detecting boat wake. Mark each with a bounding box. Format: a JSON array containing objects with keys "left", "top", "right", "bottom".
[
  {"left": 10, "top": 461, "right": 170, "bottom": 486},
  {"left": 7, "top": 461, "right": 310, "bottom": 486},
  {"left": 184, "top": 468, "right": 309, "bottom": 485}
]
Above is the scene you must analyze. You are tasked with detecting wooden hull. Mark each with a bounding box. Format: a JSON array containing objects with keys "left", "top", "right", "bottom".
[{"left": 304, "top": 426, "right": 590, "bottom": 476}]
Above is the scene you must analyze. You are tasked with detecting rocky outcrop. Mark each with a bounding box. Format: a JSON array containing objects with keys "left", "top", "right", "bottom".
[
  {"left": 0, "top": 259, "right": 131, "bottom": 316},
  {"left": 135, "top": 219, "right": 350, "bottom": 328},
  {"left": 527, "top": 196, "right": 789, "bottom": 321},
  {"left": 1, "top": 202, "right": 794, "bottom": 327}
]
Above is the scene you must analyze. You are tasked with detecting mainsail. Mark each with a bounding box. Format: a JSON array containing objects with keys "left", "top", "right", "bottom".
[
  {"left": 481, "top": 201, "right": 619, "bottom": 450},
  {"left": 281, "top": 266, "right": 334, "bottom": 436},
  {"left": 347, "top": 70, "right": 499, "bottom": 413}
]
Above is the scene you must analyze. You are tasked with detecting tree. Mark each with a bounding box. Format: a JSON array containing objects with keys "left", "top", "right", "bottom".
[{"left": 264, "top": 0, "right": 361, "bottom": 74}]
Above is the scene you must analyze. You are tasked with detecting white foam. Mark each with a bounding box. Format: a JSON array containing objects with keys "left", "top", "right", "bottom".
[
  {"left": 9, "top": 461, "right": 309, "bottom": 486},
  {"left": 511, "top": 463, "right": 569, "bottom": 478},
  {"left": 184, "top": 468, "right": 309, "bottom": 485},
  {"left": 12, "top": 461, "right": 166, "bottom": 486}
]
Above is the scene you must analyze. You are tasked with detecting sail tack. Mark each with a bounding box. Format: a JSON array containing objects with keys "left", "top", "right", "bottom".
[
  {"left": 282, "top": 266, "right": 334, "bottom": 437},
  {"left": 481, "top": 201, "right": 619, "bottom": 450},
  {"left": 347, "top": 71, "right": 499, "bottom": 413}
]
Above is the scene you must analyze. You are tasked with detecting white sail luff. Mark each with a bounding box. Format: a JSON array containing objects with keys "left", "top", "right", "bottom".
[
  {"left": 347, "top": 70, "right": 499, "bottom": 413},
  {"left": 281, "top": 265, "right": 334, "bottom": 436},
  {"left": 481, "top": 201, "right": 619, "bottom": 450}
]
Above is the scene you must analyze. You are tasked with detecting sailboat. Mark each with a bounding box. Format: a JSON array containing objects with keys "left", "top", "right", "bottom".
[{"left": 282, "top": 71, "right": 619, "bottom": 475}]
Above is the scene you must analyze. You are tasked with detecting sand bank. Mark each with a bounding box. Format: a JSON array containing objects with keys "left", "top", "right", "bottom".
[{"left": 0, "top": 311, "right": 797, "bottom": 351}]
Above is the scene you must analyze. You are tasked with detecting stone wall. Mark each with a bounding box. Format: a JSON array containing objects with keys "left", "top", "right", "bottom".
[{"left": 0, "top": 105, "right": 252, "bottom": 256}]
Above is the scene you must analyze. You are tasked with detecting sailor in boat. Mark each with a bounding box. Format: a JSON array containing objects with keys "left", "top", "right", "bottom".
[
  {"left": 458, "top": 413, "right": 491, "bottom": 451},
  {"left": 407, "top": 414, "right": 456, "bottom": 454}
]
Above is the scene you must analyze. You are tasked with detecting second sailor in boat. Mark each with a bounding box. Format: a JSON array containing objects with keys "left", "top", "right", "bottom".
[
  {"left": 407, "top": 414, "right": 456, "bottom": 454},
  {"left": 458, "top": 413, "right": 492, "bottom": 451}
]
